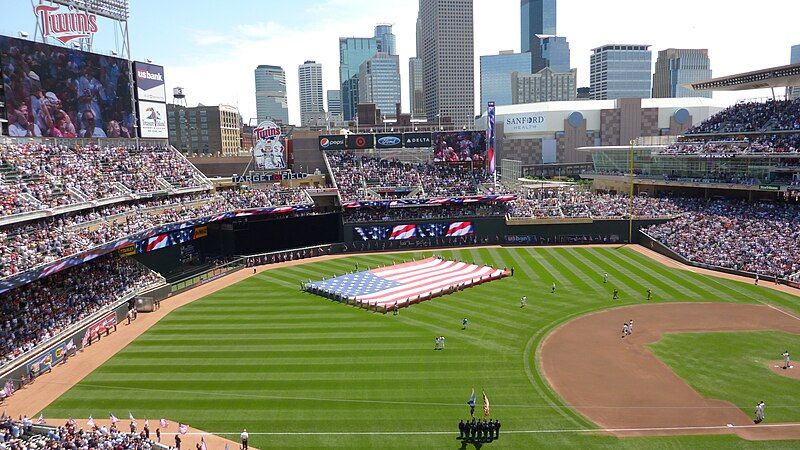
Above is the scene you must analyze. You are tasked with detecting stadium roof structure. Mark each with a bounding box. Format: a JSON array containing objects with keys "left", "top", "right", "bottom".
[{"left": 689, "top": 63, "right": 800, "bottom": 92}]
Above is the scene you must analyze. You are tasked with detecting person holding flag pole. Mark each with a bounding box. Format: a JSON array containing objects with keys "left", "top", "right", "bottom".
[
  {"left": 87, "top": 416, "right": 95, "bottom": 429},
  {"left": 109, "top": 413, "right": 119, "bottom": 425},
  {"left": 467, "top": 388, "right": 477, "bottom": 417}
]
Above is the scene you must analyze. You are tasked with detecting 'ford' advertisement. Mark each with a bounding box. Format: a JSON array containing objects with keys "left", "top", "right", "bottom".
[{"left": 375, "top": 133, "right": 402, "bottom": 149}]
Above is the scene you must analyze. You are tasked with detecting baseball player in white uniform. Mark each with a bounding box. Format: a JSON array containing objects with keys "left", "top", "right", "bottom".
[
  {"left": 782, "top": 350, "right": 791, "bottom": 369},
  {"left": 520, "top": 296, "right": 527, "bottom": 308},
  {"left": 621, "top": 323, "right": 629, "bottom": 339}
]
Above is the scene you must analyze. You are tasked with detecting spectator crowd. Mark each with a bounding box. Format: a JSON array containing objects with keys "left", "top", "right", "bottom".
[
  {"left": 343, "top": 203, "right": 509, "bottom": 223},
  {"left": 0, "top": 256, "right": 162, "bottom": 365},
  {"left": 326, "top": 152, "right": 491, "bottom": 201},
  {"left": 0, "top": 142, "right": 209, "bottom": 217},
  {"left": 508, "top": 189, "right": 685, "bottom": 219},
  {"left": 686, "top": 98, "right": 800, "bottom": 134},
  {"left": 643, "top": 199, "right": 800, "bottom": 279},
  {"left": 0, "top": 417, "right": 157, "bottom": 450},
  {"left": 0, "top": 187, "right": 312, "bottom": 278}
]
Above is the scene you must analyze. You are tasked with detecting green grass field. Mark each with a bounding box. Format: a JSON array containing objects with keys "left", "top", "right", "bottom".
[{"left": 42, "top": 247, "right": 800, "bottom": 448}]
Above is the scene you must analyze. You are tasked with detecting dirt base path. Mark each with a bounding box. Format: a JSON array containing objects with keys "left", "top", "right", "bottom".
[{"left": 540, "top": 303, "right": 800, "bottom": 440}]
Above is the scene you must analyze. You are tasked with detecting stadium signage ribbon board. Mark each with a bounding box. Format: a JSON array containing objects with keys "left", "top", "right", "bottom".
[
  {"left": 34, "top": 4, "right": 98, "bottom": 44},
  {"left": 318, "top": 135, "right": 346, "bottom": 151},
  {"left": 402, "top": 132, "right": 433, "bottom": 148},
  {"left": 253, "top": 121, "right": 286, "bottom": 169},
  {"left": 503, "top": 113, "right": 547, "bottom": 134},
  {"left": 346, "top": 134, "right": 375, "bottom": 150},
  {"left": 375, "top": 133, "right": 403, "bottom": 149}
]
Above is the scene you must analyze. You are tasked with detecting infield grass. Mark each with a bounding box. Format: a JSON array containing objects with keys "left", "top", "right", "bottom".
[{"left": 42, "top": 246, "right": 800, "bottom": 448}]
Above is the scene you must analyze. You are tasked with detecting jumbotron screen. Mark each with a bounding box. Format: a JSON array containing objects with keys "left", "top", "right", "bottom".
[
  {"left": 0, "top": 35, "right": 134, "bottom": 138},
  {"left": 433, "top": 130, "right": 487, "bottom": 162}
]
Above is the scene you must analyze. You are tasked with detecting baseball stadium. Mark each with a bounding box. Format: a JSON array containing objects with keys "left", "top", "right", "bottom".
[{"left": 1, "top": 1, "right": 800, "bottom": 449}]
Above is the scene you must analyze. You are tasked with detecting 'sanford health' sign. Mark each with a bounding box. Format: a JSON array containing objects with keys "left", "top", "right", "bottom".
[{"left": 504, "top": 113, "right": 547, "bottom": 134}]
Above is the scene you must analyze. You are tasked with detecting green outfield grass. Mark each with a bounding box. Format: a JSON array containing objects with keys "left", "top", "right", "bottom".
[
  {"left": 650, "top": 331, "right": 800, "bottom": 424},
  {"left": 42, "top": 247, "right": 800, "bottom": 448}
]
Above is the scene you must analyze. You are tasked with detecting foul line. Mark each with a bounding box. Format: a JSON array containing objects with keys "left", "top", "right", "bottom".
[{"left": 162, "top": 422, "right": 800, "bottom": 436}]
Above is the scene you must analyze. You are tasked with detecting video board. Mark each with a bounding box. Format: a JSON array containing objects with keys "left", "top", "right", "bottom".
[
  {"left": 0, "top": 35, "right": 134, "bottom": 138},
  {"left": 432, "top": 130, "right": 487, "bottom": 162}
]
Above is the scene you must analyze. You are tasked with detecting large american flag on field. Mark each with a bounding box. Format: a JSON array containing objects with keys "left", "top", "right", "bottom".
[{"left": 307, "top": 257, "right": 506, "bottom": 309}]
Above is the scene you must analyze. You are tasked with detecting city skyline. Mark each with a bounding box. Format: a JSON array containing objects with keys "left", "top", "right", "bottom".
[{"left": 2, "top": 0, "right": 797, "bottom": 124}]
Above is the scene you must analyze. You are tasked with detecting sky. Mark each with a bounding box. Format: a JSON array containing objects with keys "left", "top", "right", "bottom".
[{"left": 3, "top": 0, "right": 799, "bottom": 125}]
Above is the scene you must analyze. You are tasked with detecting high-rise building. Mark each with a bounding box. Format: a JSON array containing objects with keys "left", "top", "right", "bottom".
[
  {"left": 590, "top": 44, "right": 652, "bottom": 100},
  {"left": 298, "top": 61, "right": 325, "bottom": 127},
  {"left": 419, "top": 0, "right": 475, "bottom": 127},
  {"left": 409, "top": 57, "right": 425, "bottom": 117},
  {"left": 339, "top": 37, "right": 380, "bottom": 121},
  {"left": 521, "top": 0, "right": 556, "bottom": 53},
  {"left": 480, "top": 51, "right": 532, "bottom": 109},
  {"left": 327, "top": 89, "right": 342, "bottom": 120},
  {"left": 790, "top": 45, "right": 800, "bottom": 100},
  {"left": 358, "top": 53, "right": 401, "bottom": 116},
  {"left": 652, "top": 49, "right": 712, "bottom": 99},
  {"left": 374, "top": 24, "right": 397, "bottom": 56},
  {"left": 511, "top": 67, "right": 577, "bottom": 104},
  {"left": 531, "top": 35, "right": 570, "bottom": 73},
  {"left": 254, "top": 65, "right": 289, "bottom": 124},
  {"left": 166, "top": 104, "right": 242, "bottom": 156}
]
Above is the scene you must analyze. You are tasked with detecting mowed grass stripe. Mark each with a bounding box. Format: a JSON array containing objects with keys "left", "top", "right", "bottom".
[{"left": 42, "top": 247, "right": 800, "bottom": 449}]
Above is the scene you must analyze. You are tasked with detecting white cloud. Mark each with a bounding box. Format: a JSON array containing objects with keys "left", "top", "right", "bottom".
[{"left": 164, "top": 0, "right": 800, "bottom": 124}]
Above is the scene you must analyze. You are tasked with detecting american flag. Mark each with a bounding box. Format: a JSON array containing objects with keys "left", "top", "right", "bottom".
[
  {"left": 109, "top": 414, "right": 119, "bottom": 424},
  {"left": 160, "top": 418, "right": 169, "bottom": 428},
  {"left": 87, "top": 416, "right": 95, "bottom": 428},
  {"left": 36, "top": 414, "right": 45, "bottom": 425},
  {"left": 447, "top": 222, "right": 474, "bottom": 236},
  {"left": 307, "top": 257, "right": 506, "bottom": 309},
  {"left": 179, "top": 423, "right": 188, "bottom": 435}
]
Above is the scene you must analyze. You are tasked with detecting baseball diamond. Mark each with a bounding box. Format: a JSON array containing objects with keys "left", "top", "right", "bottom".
[{"left": 1, "top": 2, "right": 800, "bottom": 449}]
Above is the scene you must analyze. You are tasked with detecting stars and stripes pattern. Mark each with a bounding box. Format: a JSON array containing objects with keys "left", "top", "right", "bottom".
[
  {"left": 389, "top": 224, "right": 416, "bottom": 240},
  {"left": 307, "top": 257, "right": 507, "bottom": 310},
  {"left": 447, "top": 222, "right": 474, "bottom": 236}
]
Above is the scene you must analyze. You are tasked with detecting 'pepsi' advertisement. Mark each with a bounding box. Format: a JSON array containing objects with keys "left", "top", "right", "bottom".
[{"left": 318, "top": 134, "right": 346, "bottom": 151}]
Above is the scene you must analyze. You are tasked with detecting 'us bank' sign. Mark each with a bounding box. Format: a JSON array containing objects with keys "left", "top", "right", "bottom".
[{"left": 504, "top": 113, "right": 546, "bottom": 134}]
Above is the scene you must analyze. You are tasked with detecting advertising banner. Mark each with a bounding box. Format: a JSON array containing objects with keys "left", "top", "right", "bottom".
[
  {"left": 252, "top": 121, "right": 286, "bottom": 169},
  {"left": 402, "top": 132, "right": 433, "bottom": 148},
  {"left": 346, "top": 134, "right": 375, "bottom": 150},
  {"left": 354, "top": 222, "right": 476, "bottom": 241},
  {"left": 26, "top": 337, "right": 73, "bottom": 377},
  {"left": 81, "top": 312, "right": 118, "bottom": 346},
  {"left": 487, "top": 102, "right": 496, "bottom": 174},
  {"left": 433, "top": 131, "right": 487, "bottom": 162},
  {"left": 503, "top": 113, "right": 547, "bottom": 134},
  {"left": 137, "top": 101, "right": 168, "bottom": 138},
  {"left": 375, "top": 133, "right": 403, "bottom": 149},
  {"left": 133, "top": 62, "right": 167, "bottom": 103},
  {"left": 0, "top": 35, "right": 134, "bottom": 138},
  {"left": 318, "top": 134, "right": 346, "bottom": 151}
]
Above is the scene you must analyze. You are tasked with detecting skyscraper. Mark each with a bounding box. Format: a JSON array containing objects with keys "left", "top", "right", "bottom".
[
  {"left": 298, "top": 61, "right": 325, "bottom": 127},
  {"left": 254, "top": 65, "right": 289, "bottom": 124},
  {"left": 409, "top": 57, "right": 425, "bottom": 117},
  {"left": 480, "top": 51, "right": 532, "bottom": 108},
  {"left": 339, "top": 37, "right": 380, "bottom": 121},
  {"left": 511, "top": 67, "right": 577, "bottom": 104},
  {"left": 374, "top": 24, "right": 397, "bottom": 56},
  {"left": 790, "top": 45, "right": 800, "bottom": 100},
  {"left": 358, "top": 53, "right": 401, "bottom": 116},
  {"left": 531, "top": 35, "right": 570, "bottom": 73},
  {"left": 652, "top": 49, "right": 712, "bottom": 99},
  {"left": 327, "top": 89, "right": 342, "bottom": 120},
  {"left": 419, "top": 0, "right": 475, "bottom": 127},
  {"left": 521, "top": 0, "right": 556, "bottom": 53},
  {"left": 590, "top": 44, "right": 652, "bottom": 100}
]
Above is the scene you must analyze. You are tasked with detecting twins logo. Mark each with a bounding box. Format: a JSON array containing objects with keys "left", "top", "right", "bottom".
[{"left": 253, "top": 121, "right": 285, "bottom": 169}]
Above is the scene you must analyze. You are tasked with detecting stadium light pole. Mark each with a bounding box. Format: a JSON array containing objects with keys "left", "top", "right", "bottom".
[{"left": 628, "top": 139, "right": 636, "bottom": 244}]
